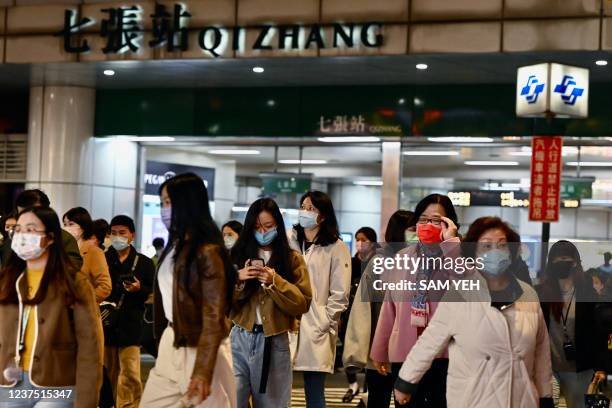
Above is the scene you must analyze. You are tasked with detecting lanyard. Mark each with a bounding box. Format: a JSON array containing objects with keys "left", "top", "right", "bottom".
[
  {"left": 15, "top": 305, "right": 32, "bottom": 365},
  {"left": 561, "top": 288, "right": 576, "bottom": 336}
]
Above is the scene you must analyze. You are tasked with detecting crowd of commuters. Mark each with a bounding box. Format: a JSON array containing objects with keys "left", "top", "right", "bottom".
[{"left": 0, "top": 174, "right": 610, "bottom": 408}]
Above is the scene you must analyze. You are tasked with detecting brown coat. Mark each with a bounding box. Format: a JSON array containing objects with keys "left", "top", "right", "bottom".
[
  {"left": 80, "top": 240, "right": 112, "bottom": 303},
  {"left": 0, "top": 273, "right": 103, "bottom": 408},
  {"left": 153, "top": 243, "right": 230, "bottom": 383},
  {"left": 230, "top": 250, "right": 312, "bottom": 336}
]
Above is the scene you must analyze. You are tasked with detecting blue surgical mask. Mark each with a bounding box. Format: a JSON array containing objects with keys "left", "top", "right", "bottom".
[
  {"left": 255, "top": 228, "right": 278, "bottom": 246},
  {"left": 161, "top": 206, "right": 172, "bottom": 230},
  {"left": 480, "top": 249, "right": 511, "bottom": 276},
  {"left": 299, "top": 210, "right": 318, "bottom": 229},
  {"left": 111, "top": 236, "right": 130, "bottom": 251}
]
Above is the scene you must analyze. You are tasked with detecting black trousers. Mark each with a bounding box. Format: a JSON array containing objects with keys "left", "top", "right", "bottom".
[
  {"left": 391, "top": 359, "right": 448, "bottom": 408},
  {"left": 365, "top": 368, "right": 396, "bottom": 408},
  {"left": 98, "top": 366, "right": 115, "bottom": 408}
]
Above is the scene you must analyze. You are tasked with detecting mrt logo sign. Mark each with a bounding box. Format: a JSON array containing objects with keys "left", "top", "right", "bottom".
[{"left": 516, "top": 63, "right": 589, "bottom": 118}]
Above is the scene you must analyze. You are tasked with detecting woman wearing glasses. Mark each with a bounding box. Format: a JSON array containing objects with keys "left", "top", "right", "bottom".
[
  {"left": 0, "top": 206, "right": 103, "bottom": 407},
  {"left": 393, "top": 216, "right": 553, "bottom": 408},
  {"left": 371, "top": 194, "right": 460, "bottom": 408}
]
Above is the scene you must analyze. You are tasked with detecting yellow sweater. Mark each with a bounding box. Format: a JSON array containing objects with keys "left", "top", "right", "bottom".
[{"left": 21, "top": 268, "right": 43, "bottom": 371}]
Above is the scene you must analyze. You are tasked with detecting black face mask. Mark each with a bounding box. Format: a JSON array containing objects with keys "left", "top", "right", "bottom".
[{"left": 550, "top": 260, "right": 576, "bottom": 279}]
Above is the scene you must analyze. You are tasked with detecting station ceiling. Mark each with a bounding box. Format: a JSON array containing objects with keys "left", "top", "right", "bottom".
[{"left": 2, "top": 51, "right": 612, "bottom": 89}]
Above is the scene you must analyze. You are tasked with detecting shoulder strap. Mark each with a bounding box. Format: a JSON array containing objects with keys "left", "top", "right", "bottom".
[{"left": 117, "top": 255, "right": 140, "bottom": 309}]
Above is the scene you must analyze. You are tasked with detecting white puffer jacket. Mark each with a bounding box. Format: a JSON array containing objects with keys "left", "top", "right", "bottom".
[{"left": 397, "top": 275, "right": 553, "bottom": 408}]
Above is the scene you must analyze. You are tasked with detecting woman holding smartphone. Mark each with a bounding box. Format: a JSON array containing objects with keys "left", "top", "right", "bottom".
[
  {"left": 230, "top": 198, "right": 311, "bottom": 408},
  {"left": 0, "top": 206, "right": 102, "bottom": 408}
]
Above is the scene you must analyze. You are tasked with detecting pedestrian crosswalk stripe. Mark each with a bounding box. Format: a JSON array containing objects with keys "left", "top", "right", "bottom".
[{"left": 291, "top": 387, "right": 364, "bottom": 407}]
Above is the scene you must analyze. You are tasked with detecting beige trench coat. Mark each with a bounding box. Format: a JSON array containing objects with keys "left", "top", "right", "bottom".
[{"left": 289, "top": 229, "right": 351, "bottom": 373}]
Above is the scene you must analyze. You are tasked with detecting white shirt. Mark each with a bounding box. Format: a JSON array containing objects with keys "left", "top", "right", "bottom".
[
  {"left": 255, "top": 249, "right": 272, "bottom": 325},
  {"left": 158, "top": 247, "right": 176, "bottom": 323}
]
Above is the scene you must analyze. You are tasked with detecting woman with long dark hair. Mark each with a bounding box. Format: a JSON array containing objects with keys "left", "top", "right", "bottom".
[
  {"left": 371, "top": 194, "right": 460, "bottom": 408},
  {"left": 222, "top": 220, "right": 243, "bottom": 250},
  {"left": 537, "top": 240, "right": 607, "bottom": 408},
  {"left": 343, "top": 210, "right": 414, "bottom": 408},
  {"left": 141, "top": 173, "right": 237, "bottom": 408},
  {"left": 0, "top": 206, "right": 102, "bottom": 407},
  {"left": 63, "top": 207, "right": 112, "bottom": 303},
  {"left": 289, "top": 191, "right": 352, "bottom": 408},
  {"left": 229, "top": 198, "right": 311, "bottom": 407}
]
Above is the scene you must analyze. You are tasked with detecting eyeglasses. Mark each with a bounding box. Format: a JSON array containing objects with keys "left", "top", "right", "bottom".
[{"left": 417, "top": 217, "right": 442, "bottom": 226}]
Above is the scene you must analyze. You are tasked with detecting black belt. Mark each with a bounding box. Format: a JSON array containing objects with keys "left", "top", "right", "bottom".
[{"left": 252, "top": 324, "right": 272, "bottom": 394}]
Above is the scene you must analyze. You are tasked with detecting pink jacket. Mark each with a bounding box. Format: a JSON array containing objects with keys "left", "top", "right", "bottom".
[{"left": 370, "top": 238, "right": 461, "bottom": 363}]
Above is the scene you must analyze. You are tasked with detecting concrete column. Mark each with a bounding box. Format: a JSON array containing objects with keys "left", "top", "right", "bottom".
[
  {"left": 380, "top": 141, "right": 401, "bottom": 237},
  {"left": 26, "top": 86, "right": 138, "bottom": 220}
]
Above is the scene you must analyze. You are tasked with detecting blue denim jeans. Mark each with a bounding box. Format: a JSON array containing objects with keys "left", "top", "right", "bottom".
[
  {"left": 230, "top": 325, "right": 292, "bottom": 408},
  {"left": 303, "top": 371, "right": 327, "bottom": 408},
  {"left": 0, "top": 372, "right": 74, "bottom": 408}
]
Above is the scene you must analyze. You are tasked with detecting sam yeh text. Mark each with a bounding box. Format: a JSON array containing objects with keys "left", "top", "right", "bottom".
[{"left": 373, "top": 279, "right": 481, "bottom": 292}]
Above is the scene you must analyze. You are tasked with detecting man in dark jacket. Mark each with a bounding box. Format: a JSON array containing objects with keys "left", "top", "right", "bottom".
[
  {"left": 1, "top": 189, "right": 83, "bottom": 269},
  {"left": 104, "top": 215, "right": 154, "bottom": 408}
]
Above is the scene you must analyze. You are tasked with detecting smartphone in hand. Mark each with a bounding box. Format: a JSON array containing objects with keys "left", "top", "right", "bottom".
[
  {"left": 250, "top": 258, "right": 265, "bottom": 269},
  {"left": 250, "top": 258, "right": 266, "bottom": 287}
]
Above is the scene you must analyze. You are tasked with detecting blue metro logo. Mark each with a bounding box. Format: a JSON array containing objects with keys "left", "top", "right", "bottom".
[
  {"left": 553, "top": 75, "right": 584, "bottom": 106},
  {"left": 520, "top": 75, "right": 545, "bottom": 104}
]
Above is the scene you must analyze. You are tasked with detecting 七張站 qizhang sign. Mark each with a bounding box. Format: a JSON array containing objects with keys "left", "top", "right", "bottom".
[{"left": 57, "top": 4, "right": 385, "bottom": 57}]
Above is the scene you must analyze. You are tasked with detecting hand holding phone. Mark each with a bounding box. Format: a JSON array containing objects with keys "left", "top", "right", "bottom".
[
  {"left": 257, "top": 267, "right": 275, "bottom": 286},
  {"left": 250, "top": 258, "right": 265, "bottom": 269},
  {"left": 237, "top": 259, "right": 263, "bottom": 281}
]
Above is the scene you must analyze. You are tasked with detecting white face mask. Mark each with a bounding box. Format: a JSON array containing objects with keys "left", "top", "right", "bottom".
[
  {"left": 224, "top": 236, "right": 237, "bottom": 250},
  {"left": 63, "top": 225, "right": 82, "bottom": 240},
  {"left": 11, "top": 233, "right": 46, "bottom": 261}
]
